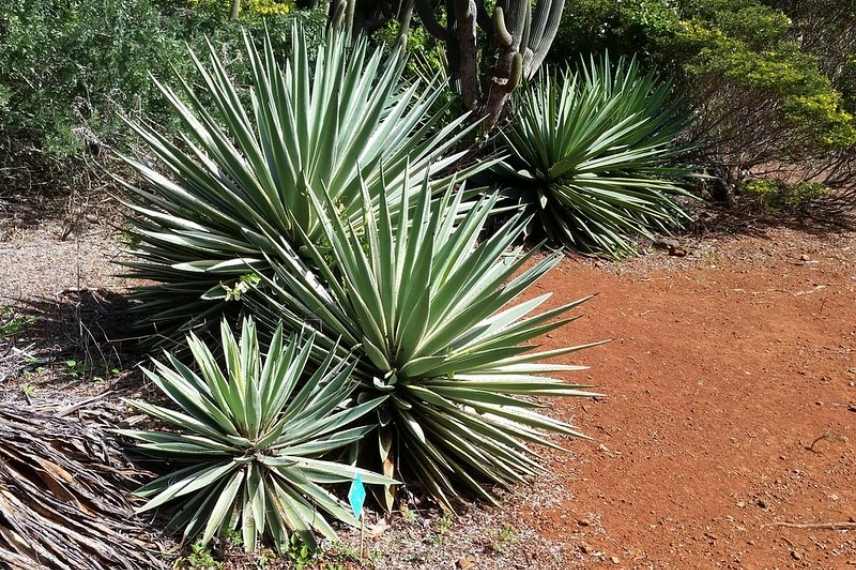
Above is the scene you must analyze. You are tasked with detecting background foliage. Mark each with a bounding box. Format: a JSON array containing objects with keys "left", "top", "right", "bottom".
[
  {"left": 0, "top": 0, "right": 324, "bottom": 192},
  {"left": 550, "top": 0, "right": 856, "bottom": 196}
]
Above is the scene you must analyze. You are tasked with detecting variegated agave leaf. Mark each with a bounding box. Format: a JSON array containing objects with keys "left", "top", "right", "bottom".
[
  {"left": 249, "top": 171, "right": 605, "bottom": 510},
  {"left": 120, "top": 318, "right": 393, "bottom": 551},
  {"left": 117, "top": 24, "right": 483, "bottom": 345}
]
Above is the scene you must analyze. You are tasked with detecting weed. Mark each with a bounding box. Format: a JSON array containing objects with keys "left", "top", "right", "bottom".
[
  {"left": 253, "top": 548, "right": 276, "bottom": 568},
  {"left": 431, "top": 512, "right": 454, "bottom": 545},
  {"left": 286, "top": 534, "right": 315, "bottom": 569},
  {"left": 222, "top": 526, "right": 243, "bottom": 548},
  {"left": 64, "top": 359, "right": 88, "bottom": 378},
  {"left": 400, "top": 503, "right": 417, "bottom": 523},
  {"left": 436, "top": 513, "right": 453, "bottom": 535},
  {"left": 172, "top": 542, "right": 223, "bottom": 570},
  {"left": 491, "top": 526, "right": 518, "bottom": 553},
  {"left": 743, "top": 179, "right": 829, "bottom": 210},
  {"left": 0, "top": 308, "right": 35, "bottom": 338},
  {"left": 319, "top": 541, "right": 383, "bottom": 569}
]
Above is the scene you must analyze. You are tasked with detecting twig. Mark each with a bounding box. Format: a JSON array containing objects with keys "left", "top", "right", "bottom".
[
  {"left": 806, "top": 432, "right": 845, "bottom": 453},
  {"left": 767, "top": 521, "right": 856, "bottom": 531},
  {"left": 54, "top": 391, "right": 114, "bottom": 418}
]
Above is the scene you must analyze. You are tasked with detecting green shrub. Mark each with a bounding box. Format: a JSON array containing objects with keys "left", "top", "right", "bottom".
[
  {"left": 548, "top": 0, "right": 856, "bottom": 193},
  {"left": 252, "top": 171, "right": 602, "bottom": 510},
  {"left": 742, "top": 179, "right": 829, "bottom": 209},
  {"left": 551, "top": 0, "right": 682, "bottom": 68},
  {"left": 1, "top": 0, "right": 178, "bottom": 158},
  {"left": 120, "top": 25, "right": 477, "bottom": 345},
  {"left": 121, "top": 318, "right": 391, "bottom": 551},
  {"left": 498, "top": 54, "right": 692, "bottom": 257},
  {"left": 0, "top": 0, "right": 325, "bottom": 191}
]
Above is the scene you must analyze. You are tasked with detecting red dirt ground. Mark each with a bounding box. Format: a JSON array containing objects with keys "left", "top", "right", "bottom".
[{"left": 518, "top": 230, "right": 856, "bottom": 569}]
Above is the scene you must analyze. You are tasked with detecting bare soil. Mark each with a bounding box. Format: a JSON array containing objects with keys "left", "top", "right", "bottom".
[
  {"left": 520, "top": 227, "right": 856, "bottom": 569},
  {"left": 1, "top": 199, "right": 854, "bottom": 569}
]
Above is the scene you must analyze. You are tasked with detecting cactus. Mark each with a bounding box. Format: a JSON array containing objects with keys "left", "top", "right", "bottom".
[
  {"left": 497, "top": 0, "right": 565, "bottom": 80},
  {"left": 526, "top": 0, "right": 565, "bottom": 76},
  {"left": 494, "top": 7, "right": 513, "bottom": 48},
  {"left": 328, "top": 0, "right": 566, "bottom": 126},
  {"left": 505, "top": 51, "right": 523, "bottom": 93}
]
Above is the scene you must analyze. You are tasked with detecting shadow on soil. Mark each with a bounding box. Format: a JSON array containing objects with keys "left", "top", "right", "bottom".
[
  {"left": 685, "top": 195, "right": 856, "bottom": 241},
  {"left": 1, "top": 288, "right": 143, "bottom": 387}
]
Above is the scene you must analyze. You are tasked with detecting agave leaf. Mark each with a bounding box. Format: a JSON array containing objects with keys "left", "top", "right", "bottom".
[
  {"left": 124, "top": 318, "right": 386, "bottom": 552},
  {"left": 498, "top": 52, "right": 695, "bottom": 257},
  {"left": 120, "top": 24, "right": 485, "bottom": 345}
]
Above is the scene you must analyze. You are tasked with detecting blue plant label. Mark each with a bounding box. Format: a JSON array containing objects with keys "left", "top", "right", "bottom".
[{"left": 348, "top": 473, "right": 366, "bottom": 521}]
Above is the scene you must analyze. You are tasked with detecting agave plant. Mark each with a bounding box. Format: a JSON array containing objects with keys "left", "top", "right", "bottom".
[
  {"left": 117, "top": 24, "right": 479, "bottom": 344},
  {"left": 119, "top": 318, "right": 391, "bottom": 552},
  {"left": 249, "top": 171, "right": 604, "bottom": 510},
  {"left": 498, "top": 53, "right": 693, "bottom": 257}
]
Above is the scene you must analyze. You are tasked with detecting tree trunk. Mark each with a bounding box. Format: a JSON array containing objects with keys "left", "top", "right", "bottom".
[
  {"left": 710, "top": 166, "right": 735, "bottom": 206},
  {"left": 230, "top": 0, "right": 241, "bottom": 20}
]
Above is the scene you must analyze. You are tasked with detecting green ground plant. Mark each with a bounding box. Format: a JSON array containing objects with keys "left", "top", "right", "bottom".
[
  {"left": 0, "top": 308, "right": 35, "bottom": 338},
  {"left": 173, "top": 542, "right": 225, "bottom": 569}
]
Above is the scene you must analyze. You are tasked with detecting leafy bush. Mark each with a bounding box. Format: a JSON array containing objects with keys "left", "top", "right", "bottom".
[
  {"left": 549, "top": 0, "right": 856, "bottom": 194},
  {"left": 498, "top": 54, "right": 692, "bottom": 257},
  {"left": 742, "top": 179, "right": 829, "bottom": 210},
  {"left": 250, "top": 172, "right": 602, "bottom": 509},
  {"left": 674, "top": 0, "right": 856, "bottom": 185},
  {"left": 0, "top": 0, "right": 324, "bottom": 193},
  {"left": 120, "top": 26, "right": 476, "bottom": 344},
  {"left": 121, "top": 318, "right": 391, "bottom": 551},
  {"left": 551, "top": 0, "right": 682, "bottom": 67}
]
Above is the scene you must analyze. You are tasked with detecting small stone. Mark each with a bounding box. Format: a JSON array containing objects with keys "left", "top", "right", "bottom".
[
  {"left": 578, "top": 518, "right": 591, "bottom": 527},
  {"left": 791, "top": 550, "right": 802, "bottom": 561},
  {"left": 457, "top": 555, "right": 477, "bottom": 570},
  {"left": 737, "top": 501, "right": 747, "bottom": 508},
  {"left": 580, "top": 543, "right": 592, "bottom": 554},
  {"left": 848, "top": 404, "right": 856, "bottom": 413},
  {"left": 611, "top": 556, "right": 621, "bottom": 564},
  {"left": 757, "top": 498, "right": 768, "bottom": 509}
]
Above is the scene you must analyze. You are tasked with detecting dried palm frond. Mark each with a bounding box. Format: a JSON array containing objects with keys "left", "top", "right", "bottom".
[{"left": 0, "top": 403, "right": 165, "bottom": 570}]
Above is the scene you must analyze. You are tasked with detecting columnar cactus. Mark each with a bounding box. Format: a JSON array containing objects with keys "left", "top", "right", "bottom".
[{"left": 329, "top": 0, "right": 566, "bottom": 127}]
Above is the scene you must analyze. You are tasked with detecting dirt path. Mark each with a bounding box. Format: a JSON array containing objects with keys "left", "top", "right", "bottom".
[{"left": 522, "top": 230, "right": 856, "bottom": 568}]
